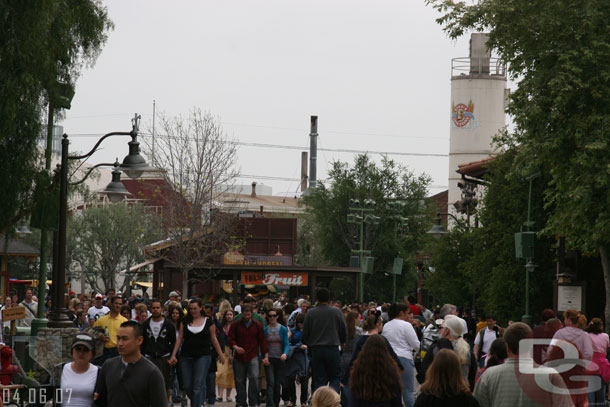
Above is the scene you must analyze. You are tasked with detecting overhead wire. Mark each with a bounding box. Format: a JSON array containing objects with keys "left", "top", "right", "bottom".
[
  {"left": 62, "top": 114, "right": 447, "bottom": 140},
  {"left": 65, "top": 133, "right": 448, "bottom": 158}
]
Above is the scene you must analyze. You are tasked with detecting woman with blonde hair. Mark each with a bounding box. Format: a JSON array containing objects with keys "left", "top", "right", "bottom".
[
  {"left": 134, "top": 302, "right": 149, "bottom": 323},
  {"left": 216, "top": 309, "right": 235, "bottom": 402},
  {"left": 216, "top": 300, "right": 232, "bottom": 320},
  {"left": 414, "top": 349, "right": 479, "bottom": 407},
  {"left": 312, "top": 386, "right": 340, "bottom": 407}
]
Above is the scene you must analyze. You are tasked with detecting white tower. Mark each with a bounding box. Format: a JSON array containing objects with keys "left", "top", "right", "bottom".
[{"left": 448, "top": 33, "right": 508, "bottom": 220}]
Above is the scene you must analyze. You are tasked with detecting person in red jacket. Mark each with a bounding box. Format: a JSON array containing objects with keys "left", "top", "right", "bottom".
[
  {"left": 405, "top": 296, "right": 422, "bottom": 317},
  {"left": 229, "top": 304, "right": 269, "bottom": 407}
]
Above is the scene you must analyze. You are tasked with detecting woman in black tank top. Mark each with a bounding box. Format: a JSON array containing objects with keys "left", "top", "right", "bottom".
[{"left": 170, "top": 298, "right": 225, "bottom": 407}]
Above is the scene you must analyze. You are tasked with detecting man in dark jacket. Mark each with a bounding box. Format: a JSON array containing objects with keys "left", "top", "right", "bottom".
[
  {"left": 302, "top": 288, "right": 347, "bottom": 393},
  {"left": 141, "top": 299, "right": 176, "bottom": 405},
  {"left": 95, "top": 320, "right": 167, "bottom": 407}
]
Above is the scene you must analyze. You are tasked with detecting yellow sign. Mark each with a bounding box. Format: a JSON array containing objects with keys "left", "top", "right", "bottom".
[
  {"left": 2, "top": 307, "right": 26, "bottom": 321},
  {"left": 223, "top": 253, "right": 293, "bottom": 266}
]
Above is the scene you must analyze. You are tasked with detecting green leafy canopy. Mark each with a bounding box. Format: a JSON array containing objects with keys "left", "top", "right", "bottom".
[
  {"left": 301, "top": 154, "right": 432, "bottom": 302},
  {"left": 0, "top": 1, "right": 113, "bottom": 231}
]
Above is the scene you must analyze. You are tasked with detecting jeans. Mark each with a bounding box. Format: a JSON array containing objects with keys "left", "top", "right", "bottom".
[
  {"left": 398, "top": 357, "right": 415, "bottom": 407},
  {"left": 172, "top": 364, "right": 183, "bottom": 401},
  {"left": 234, "top": 357, "right": 260, "bottom": 407},
  {"left": 587, "top": 376, "right": 606, "bottom": 406},
  {"left": 285, "top": 375, "right": 308, "bottom": 405},
  {"left": 311, "top": 346, "right": 341, "bottom": 393},
  {"left": 180, "top": 355, "right": 212, "bottom": 407},
  {"left": 207, "top": 369, "right": 217, "bottom": 405},
  {"left": 264, "top": 358, "right": 285, "bottom": 407},
  {"left": 93, "top": 347, "right": 118, "bottom": 366},
  {"left": 478, "top": 354, "right": 487, "bottom": 369}
]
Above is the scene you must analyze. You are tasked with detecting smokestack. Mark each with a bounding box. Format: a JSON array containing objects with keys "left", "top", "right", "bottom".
[
  {"left": 469, "top": 33, "right": 491, "bottom": 75},
  {"left": 251, "top": 181, "right": 257, "bottom": 197},
  {"left": 309, "top": 116, "right": 318, "bottom": 189},
  {"left": 301, "top": 151, "right": 308, "bottom": 192}
]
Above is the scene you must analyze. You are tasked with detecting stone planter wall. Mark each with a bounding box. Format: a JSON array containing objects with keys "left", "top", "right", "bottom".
[{"left": 32, "top": 327, "right": 79, "bottom": 382}]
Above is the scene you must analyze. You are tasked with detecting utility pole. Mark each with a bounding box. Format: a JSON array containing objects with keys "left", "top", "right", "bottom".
[
  {"left": 387, "top": 200, "right": 408, "bottom": 303},
  {"left": 347, "top": 199, "right": 379, "bottom": 303},
  {"left": 513, "top": 172, "right": 540, "bottom": 326},
  {"left": 152, "top": 100, "right": 156, "bottom": 162}
]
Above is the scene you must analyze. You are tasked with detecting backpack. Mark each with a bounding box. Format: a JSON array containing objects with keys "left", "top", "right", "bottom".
[
  {"left": 476, "top": 326, "right": 499, "bottom": 359},
  {"left": 420, "top": 322, "right": 441, "bottom": 355},
  {"left": 414, "top": 322, "right": 441, "bottom": 383},
  {"left": 287, "top": 310, "right": 299, "bottom": 329}
]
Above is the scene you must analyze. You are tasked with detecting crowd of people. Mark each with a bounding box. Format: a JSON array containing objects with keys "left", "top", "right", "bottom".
[{"left": 0, "top": 288, "right": 609, "bottom": 407}]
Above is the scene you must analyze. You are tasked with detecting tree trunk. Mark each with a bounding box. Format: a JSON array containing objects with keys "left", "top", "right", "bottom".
[
  {"left": 600, "top": 246, "right": 610, "bottom": 333},
  {"left": 182, "top": 269, "right": 189, "bottom": 298}
]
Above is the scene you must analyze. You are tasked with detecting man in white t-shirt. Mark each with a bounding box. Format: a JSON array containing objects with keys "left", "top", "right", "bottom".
[
  {"left": 87, "top": 293, "right": 109, "bottom": 325},
  {"left": 382, "top": 303, "right": 420, "bottom": 407},
  {"left": 474, "top": 314, "right": 499, "bottom": 368}
]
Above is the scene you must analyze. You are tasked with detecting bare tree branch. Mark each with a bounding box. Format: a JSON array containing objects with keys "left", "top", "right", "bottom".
[{"left": 144, "top": 108, "right": 241, "bottom": 295}]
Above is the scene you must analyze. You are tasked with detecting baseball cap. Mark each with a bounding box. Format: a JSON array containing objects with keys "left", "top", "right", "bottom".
[
  {"left": 71, "top": 333, "right": 94, "bottom": 351},
  {"left": 440, "top": 315, "right": 463, "bottom": 338},
  {"left": 95, "top": 293, "right": 103, "bottom": 299},
  {"left": 169, "top": 291, "right": 180, "bottom": 297}
]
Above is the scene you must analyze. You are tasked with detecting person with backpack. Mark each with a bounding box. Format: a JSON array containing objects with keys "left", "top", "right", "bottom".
[
  {"left": 420, "top": 315, "right": 476, "bottom": 390},
  {"left": 472, "top": 315, "right": 500, "bottom": 369},
  {"left": 287, "top": 300, "right": 309, "bottom": 329},
  {"left": 17, "top": 288, "right": 37, "bottom": 327}
]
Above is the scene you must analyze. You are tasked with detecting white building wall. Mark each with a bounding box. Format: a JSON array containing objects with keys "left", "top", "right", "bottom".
[{"left": 448, "top": 37, "right": 507, "bottom": 222}]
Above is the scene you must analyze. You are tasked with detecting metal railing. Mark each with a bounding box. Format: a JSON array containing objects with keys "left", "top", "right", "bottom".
[{"left": 452, "top": 57, "right": 506, "bottom": 77}]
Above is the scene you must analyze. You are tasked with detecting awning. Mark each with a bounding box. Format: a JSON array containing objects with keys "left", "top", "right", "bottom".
[
  {"left": 131, "top": 281, "right": 153, "bottom": 288},
  {"left": 119, "top": 258, "right": 159, "bottom": 274}
]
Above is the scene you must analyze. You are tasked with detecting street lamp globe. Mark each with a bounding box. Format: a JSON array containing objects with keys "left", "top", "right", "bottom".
[
  {"left": 119, "top": 133, "right": 157, "bottom": 179},
  {"left": 15, "top": 219, "right": 32, "bottom": 238},
  {"left": 100, "top": 162, "right": 131, "bottom": 203},
  {"left": 427, "top": 216, "right": 447, "bottom": 238}
]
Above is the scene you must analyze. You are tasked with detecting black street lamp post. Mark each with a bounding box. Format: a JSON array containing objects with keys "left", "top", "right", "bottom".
[{"left": 47, "top": 114, "right": 154, "bottom": 327}]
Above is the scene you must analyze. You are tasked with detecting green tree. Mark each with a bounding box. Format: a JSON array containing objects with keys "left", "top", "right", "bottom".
[
  {"left": 428, "top": 0, "right": 610, "bottom": 322},
  {"left": 302, "top": 154, "right": 431, "bottom": 302},
  {"left": 426, "top": 149, "right": 556, "bottom": 322},
  {"left": 0, "top": 1, "right": 113, "bottom": 232},
  {"left": 66, "top": 203, "right": 161, "bottom": 294}
]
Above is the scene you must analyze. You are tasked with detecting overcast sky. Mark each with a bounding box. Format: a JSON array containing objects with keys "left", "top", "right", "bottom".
[{"left": 61, "top": 0, "right": 477, "bottom": 197}]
